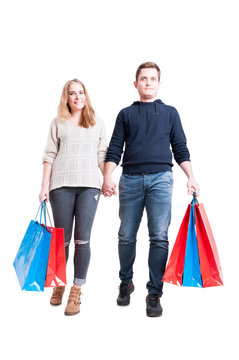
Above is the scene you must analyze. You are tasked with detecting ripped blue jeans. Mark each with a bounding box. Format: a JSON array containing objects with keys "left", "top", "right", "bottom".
[{"left": 49, "top": 187, "right": 100, "bottom": 285}]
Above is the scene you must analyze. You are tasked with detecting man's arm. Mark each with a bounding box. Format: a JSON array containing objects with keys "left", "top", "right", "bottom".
[
  {"left": 180, "top": 161, "right": 199, "bottom": 196},
  {"left": 170, "top": 108, "right": 199, "bottom": 196}
]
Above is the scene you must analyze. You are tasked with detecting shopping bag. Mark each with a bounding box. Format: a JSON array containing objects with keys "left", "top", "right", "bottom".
[
  {"left": 182, "top": 200, "right": 203, "bottom": 287},
  {"left": 163, "top": 193, "right": 223, "bottom": 288},
  {"left": 43, "top": 203, "right": 66, "bottom": 287},
  {"left": 13, "top": 201, "right": 52, "bottom": 291},
  {"left": 194, "top": 203, "right": 223, "bottom": 287},
  {"left": 162, "top": 205, "right": 191, "bottom": 285}
]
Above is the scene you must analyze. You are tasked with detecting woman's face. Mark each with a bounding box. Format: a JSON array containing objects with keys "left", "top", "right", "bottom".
[{"left": 67, "top": 82, "right": 86, "bottom": 113}]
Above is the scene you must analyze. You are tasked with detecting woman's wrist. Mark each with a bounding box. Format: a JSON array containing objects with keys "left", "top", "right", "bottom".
[{"left": 41, "top": 184, "right": 49, "bottom": 191}]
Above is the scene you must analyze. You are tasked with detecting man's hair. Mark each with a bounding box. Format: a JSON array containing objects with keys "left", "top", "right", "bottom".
[{"left": 135, "top": 62, "right": 161, "bottom": 82}]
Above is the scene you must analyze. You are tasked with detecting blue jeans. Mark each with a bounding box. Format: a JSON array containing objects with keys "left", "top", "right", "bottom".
[
  {"left": 49, "top": 187, "right": 100, "bottom": 285},
  {"left": 118, "top": 171, "right": 173, "bottom": 296}
]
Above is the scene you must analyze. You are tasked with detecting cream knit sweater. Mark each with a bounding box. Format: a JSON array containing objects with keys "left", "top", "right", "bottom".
[{"left": 42, "top": 116, "right": 107, "bottom": 191}]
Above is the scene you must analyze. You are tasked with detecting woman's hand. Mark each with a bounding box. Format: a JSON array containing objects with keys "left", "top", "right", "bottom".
[{"left": 39, "top": 187, "right": 49, "bottom": 203}]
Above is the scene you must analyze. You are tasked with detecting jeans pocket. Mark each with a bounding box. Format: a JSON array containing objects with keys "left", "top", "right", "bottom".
[
  {"left": 163, "top": 171, "right": 174, "bottom": 185},
  {"left": 119, "top": 175, "right": 125, "bottom": 190}
]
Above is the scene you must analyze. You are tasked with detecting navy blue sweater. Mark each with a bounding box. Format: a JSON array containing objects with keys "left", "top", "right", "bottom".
[{"left": 106, "top": 99, "right": 190, "bottom": 173}]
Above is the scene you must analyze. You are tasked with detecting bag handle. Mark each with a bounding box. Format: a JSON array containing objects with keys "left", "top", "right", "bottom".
[
  {"left": 43, "top": 201, "right": 53, "bottom": 227},
  {"left": 191, "top": 192, "right": 199, "bottom": 205},
  {"left": 35, "top": 203, "right": 43, "bottom": 222},
  {"left": 35, "top": 201, "right": 48, "bottom": 228}
]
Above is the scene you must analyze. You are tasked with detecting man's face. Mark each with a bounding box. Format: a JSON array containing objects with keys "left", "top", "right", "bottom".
[{"left": 134, "top": 68, "right": 160, "bottom": 101}]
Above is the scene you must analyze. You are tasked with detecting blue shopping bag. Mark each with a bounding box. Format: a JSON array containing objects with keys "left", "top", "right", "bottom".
[
  {"left": 182, "top": 195, "right": 203, "bottom": 287},
  {"left": 13, "top": 201, "right": 52, "bottom": 291}
]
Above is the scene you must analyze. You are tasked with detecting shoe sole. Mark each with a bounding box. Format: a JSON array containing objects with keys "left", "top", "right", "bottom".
[
  {"left": 117, "top": 285, "right": 135, "bottom": 306},
  {"left": 146, "top": 310, "right": 163, "bottom": 317},
  {"left": 64, "top": 311, "right": 80, "bottom": 316},
  {"left": 50, "top": 302, "right": 62, "bottom": 306},
  {"left": 50, "top": 298, "right": 63, "bottom": 306}
]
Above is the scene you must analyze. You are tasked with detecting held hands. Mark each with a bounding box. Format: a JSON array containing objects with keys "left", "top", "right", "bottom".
[
  {"left": 102, "top": 176, "right": 117, "bottom": 197},
  {"left": 187, "top": 176, "right": 200, "bottom": 197}
]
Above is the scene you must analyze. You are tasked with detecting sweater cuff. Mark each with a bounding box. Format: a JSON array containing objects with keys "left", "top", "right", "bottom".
[
  {"left": 42, "top": 156, "right": 54, "bottom": 165},
  {"left": 177, "top": 158, "right": 191, "bottom": 165}
]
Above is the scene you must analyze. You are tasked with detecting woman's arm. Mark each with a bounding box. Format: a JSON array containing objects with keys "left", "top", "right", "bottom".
[
  {"left": 40, "top": 119, "right": 59, "bottom": 203},
  {"left": 102, "top": 161, "right": 117, "bottom": 196},
  {"left": 98, "top": 161, "right": 105, "bottom": 175},
  {"left": 39, "top": 162, "right": 52, "bottom": 203}
]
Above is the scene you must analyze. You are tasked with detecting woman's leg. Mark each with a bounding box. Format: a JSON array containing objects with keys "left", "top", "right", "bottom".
[
  {"left": 49, "top": 187, "right": 76, "bottom": 307},
  {"left": 49, "top": 187, "right": 75, "bottom": 263},
  {"left": 73, "top": 187, "right": 100, "bottom": 285}
]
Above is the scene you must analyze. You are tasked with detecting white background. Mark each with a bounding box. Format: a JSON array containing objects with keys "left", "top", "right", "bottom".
[{"left": 1, "top": 0, "right": 238, "bottom": 358}]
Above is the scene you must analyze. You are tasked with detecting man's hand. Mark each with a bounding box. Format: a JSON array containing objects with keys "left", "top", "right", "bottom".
[{"left": 187, "top": 176, "right": 200, "bottom": 196}]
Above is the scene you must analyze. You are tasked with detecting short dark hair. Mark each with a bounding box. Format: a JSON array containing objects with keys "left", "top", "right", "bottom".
[{"left": 135, "top": 62, "right": 161, "bottom": 81}]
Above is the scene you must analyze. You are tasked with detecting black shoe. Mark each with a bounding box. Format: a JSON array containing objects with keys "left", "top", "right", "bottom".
[
  {"left": 146, "top": 294, "right": 163, "bottom": 317},
  {"left": 117, "top": 282, "right": 135, "bottom": 306}
]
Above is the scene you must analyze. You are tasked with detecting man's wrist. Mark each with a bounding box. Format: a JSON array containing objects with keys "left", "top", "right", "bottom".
[{"left": 104, "top": 174, "right": 112, "bottom": 180}]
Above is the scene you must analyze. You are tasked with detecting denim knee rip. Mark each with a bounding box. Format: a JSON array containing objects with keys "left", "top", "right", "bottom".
[{"left": 74, "top": 240, "right": 89, "bottom": 245}]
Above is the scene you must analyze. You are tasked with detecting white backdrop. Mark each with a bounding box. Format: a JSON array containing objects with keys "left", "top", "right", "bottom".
[{"left": 1, "top": 0, "right": 238, "bottom": 359}]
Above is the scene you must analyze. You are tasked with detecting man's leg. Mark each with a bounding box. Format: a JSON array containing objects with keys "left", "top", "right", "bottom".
[
  {"left": 145, "top": 171, "right": 173, "bottom": 297},
  {"left": 118, "top": 174, "right": 145, "bottom": 284}
]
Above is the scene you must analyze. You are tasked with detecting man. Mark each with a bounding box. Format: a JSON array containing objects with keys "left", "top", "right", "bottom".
[{"left": 102, "top": 62, "right": 199, "bottom": 317}]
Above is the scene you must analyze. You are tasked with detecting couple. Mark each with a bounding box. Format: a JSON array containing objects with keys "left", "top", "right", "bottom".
[{"left": 39, "top": 62, "right": 199, "bottom": 317}]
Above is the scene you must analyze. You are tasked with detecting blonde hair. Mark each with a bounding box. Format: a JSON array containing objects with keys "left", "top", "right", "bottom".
[{"left": 57, "top": 79, "right": 95, "bottom": 128}]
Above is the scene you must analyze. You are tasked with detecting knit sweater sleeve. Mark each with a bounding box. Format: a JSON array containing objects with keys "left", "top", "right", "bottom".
[
  {"left": 170, "top": 108, "right": 190, "bottom": 165},
  {"left": 97, "top": 118, "right": 108, "bottom": 165},
  {"left": 106, "top": 110, "right": 126, "bottom": 165},
  {"left": 42, "top": 119, "right": 59, "bottom": 165}
]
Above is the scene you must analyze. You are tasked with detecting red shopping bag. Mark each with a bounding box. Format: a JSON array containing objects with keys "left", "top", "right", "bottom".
[
  {"left": 162, "top": 205, "right": 191, "bottom": 285},
  {"left": 194, "top": 203, "right": 223, "bottom": 287},
  {"left": 44, "top": 226, "right": 67, "bottom": 287}
]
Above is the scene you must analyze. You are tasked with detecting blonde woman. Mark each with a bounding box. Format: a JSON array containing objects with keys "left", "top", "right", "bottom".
[{"left": 39, "top": 79, "right": 108, "bottom": 316}]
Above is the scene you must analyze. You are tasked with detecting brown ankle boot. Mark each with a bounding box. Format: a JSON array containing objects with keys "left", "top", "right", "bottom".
[
  {"left": 50, "top": 286, "right": 65, "bottom": 305},
  {"left": 64, "top": 286, "right": 81, "bottom": 316}
]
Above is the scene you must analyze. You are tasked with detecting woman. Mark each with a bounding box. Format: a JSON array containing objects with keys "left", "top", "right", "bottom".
[{"left": 39, "top": 79, "right": 107, "bottom": 316}]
